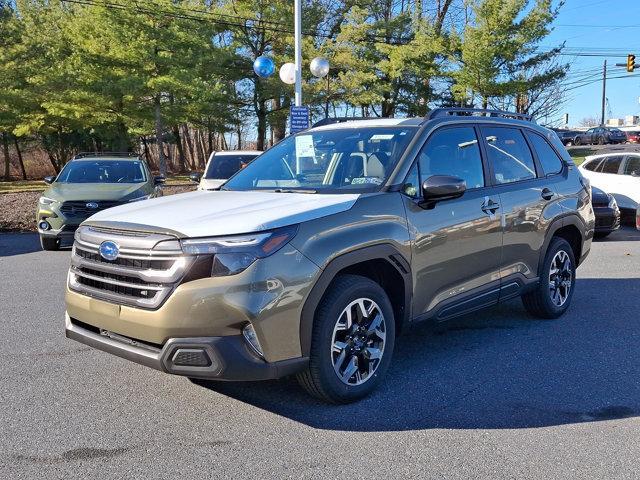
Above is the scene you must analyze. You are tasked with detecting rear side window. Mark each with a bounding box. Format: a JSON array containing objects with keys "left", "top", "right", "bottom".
[
  {"left": 482, "top": 127, "right": 536, "bottom": 184},
  {"left": 583, "top": 159, "right": 603, "bottom": 172},
  {"left": 601, "top": 156, "right": 623, "bottom": 174},
  {"left": 417, "top": 126, "right": 485, "bottom": 189},
  {"left": 623, "top": 156, "right": 640, "bottom": 176},
  {"left": 527, "top": 132, "right": 564, "bottom": 175}
]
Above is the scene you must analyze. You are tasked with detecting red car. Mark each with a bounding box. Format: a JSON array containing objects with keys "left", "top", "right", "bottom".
[{"left": 626, "top": 130, "right": 640, "bottom": 143}]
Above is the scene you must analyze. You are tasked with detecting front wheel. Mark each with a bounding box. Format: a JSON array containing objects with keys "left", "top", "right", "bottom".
[
  {"left": 573, "top": 137, "right": 581, "bottom": 146},
  {"left": 40, "top": 236, "right": 60, "bottom": 251},
  {"left": 522, "top": 237, "right": 576, "bottom": 319},
  {"left": 297, "top": 275, "right": 395, "bottom": 404}
]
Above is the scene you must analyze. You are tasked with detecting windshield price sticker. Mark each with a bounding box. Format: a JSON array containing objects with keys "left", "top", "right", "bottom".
[{"left": 295, "top": 135, "right": 316, "bottom": 163}]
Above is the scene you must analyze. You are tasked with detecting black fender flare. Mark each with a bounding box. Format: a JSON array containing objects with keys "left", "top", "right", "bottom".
[
  {"left": 537, "top": 214, "right": 587, "bottom": 276},
  {"left": 299, "top": 243, "right": 412, "bottom": 357}
]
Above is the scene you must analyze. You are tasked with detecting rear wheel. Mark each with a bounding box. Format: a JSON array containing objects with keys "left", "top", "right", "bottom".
[
  {"left": 297, "top": 274, "right": 395, "bottom": 404},
  {"left": 40, "top": 236, "right": 60, "bottom": 251},
  {"left": 573, "top": 137, "right": 581, "bottom": 146},
  {"left": 522, "top": 237, "right": 576, "bottom": 319},
  {"left": 598, "top": 136, "right": 605, "bottom": 145}
]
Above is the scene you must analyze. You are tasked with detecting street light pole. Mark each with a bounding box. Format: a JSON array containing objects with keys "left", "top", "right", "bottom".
[
  {"left": 294, "top": 0, "right": 302, "bottom": 107},
  {"left": 600, "top": 59, "right": 607, "bottom": 126}
]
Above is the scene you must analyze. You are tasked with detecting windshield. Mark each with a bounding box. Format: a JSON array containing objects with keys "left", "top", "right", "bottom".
[
  {"left": 205, "top": 154, "right": 259, "bottom": 180},
  {"left": 57, "top": 160, "right": 147, "bottom": 184},
  {"left": 223, "top": 126, "right": 417, "bottom": 193}
]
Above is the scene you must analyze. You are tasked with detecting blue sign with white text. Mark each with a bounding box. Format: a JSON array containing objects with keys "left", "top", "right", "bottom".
[{"left": 290, "top": 106, "right": 310, "bottom": 134}]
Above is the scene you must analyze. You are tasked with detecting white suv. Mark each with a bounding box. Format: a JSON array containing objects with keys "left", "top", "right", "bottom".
[{"left": 194, "top": 150, "right": 261, "bottom": 190}]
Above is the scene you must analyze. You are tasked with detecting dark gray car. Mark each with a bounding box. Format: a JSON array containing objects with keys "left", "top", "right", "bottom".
[
  {"left": 576, "top": 127, "right": 627, "bottom": 145},
  {"left": 64, "top": 108, "right": 595, "bottom": 403}
]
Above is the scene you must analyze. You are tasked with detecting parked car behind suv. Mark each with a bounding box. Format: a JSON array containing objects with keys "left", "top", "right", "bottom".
[
  {"left": 37, "top": 154, "right": 164, "bottom": 250},
  {"left": 575, "top": 127, "right": 626, "bottom": 145},
  {"left": 64, "top": 109, "right": 594, "bottom": 403},
  {"left": 191, "top": 150, "right": 261, "bottom": 190},
  {"left": 579, "top": 152, "right": 640, "bottom": 224},
  {"left": 552, "top": 128, "right": 582, "bottom": 146}
]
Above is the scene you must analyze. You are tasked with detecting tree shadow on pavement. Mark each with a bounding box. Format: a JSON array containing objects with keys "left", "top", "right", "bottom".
[{"left": 193, "top": 278, "right": 640, "bottom": 431}]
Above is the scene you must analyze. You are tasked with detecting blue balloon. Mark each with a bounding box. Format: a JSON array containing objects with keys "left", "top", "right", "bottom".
[{"left": 253, "top": 56, "right": 275, "bottom": 78}]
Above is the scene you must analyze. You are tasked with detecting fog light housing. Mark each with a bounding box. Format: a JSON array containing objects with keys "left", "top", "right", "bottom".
[
  {"left": 39, "top": 220, "right": 51, "bottom": 231},
  {"left": 242, "top": 323, "right": 264, "bottom": 358}
]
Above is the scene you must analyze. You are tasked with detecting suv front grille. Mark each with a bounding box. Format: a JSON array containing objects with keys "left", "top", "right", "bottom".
[
  {"left": 60, "top": 200, "right": 122, "bottom": 216},
  {"left": 69, "top": 226, "right": 192, "bottom": 309},
  {"left": 75, "top": 246, "right": 174, "bottom": 270}
]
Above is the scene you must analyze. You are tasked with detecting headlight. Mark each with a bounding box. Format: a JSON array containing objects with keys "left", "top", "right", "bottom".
[
  {"left": 180, "top": 225, "right": 298, "bottom": 277},
  {"left": 39, "top": 196, "right": 56, "bottom": 206},
  {"left": 128, "top": 194, "right": 151, "bottom": 202},
  {"left": 608, "top": 195, "right": 618, "bottom": 209}
]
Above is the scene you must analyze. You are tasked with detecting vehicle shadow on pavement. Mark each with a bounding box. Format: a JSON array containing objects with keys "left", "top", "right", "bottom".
[
  {"left": 0, "top": 233, "right": 43, "bottom": 256},
  {"left": 194, "top": 277, "right": 640, "bottom": 431},
  {"left": 595, "top": 227, "right": 640, "bottom": 242}
]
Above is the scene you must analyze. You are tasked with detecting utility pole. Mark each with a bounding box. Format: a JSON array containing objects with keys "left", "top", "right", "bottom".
[
  {"left": 294, "top": 0, "right": 302, "bottom": 107},
  {"left": 600, "top": 59, "right": 607, "bottom": 126}
]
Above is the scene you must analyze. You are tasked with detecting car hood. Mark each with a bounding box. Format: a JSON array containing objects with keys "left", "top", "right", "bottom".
[
  {"left": 45, "top": 183, "right": 145, "bottom": 202},
  {"left": 84, "top": 190, "right": 360, "bottom": 237}
]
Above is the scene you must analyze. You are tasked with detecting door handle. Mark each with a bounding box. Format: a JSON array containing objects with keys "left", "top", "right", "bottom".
[
  {"left": 541, "top": 188, "right": 554, "bottom": 201},
  {"left": 481, "top": 198, "right": 500, "bottom": 214}
]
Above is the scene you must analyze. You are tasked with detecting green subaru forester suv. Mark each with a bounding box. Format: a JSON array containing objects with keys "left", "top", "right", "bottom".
[{"left": 37, "top": 154, "right": 164, "bottom": 250}]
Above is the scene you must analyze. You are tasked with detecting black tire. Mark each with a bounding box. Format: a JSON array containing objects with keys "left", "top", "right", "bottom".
[
  {"left": 40, "top": 236, "right": 60, "bottom": 251},
  {"left": 296, "top": 274, "right": 396, "bottom": 404},
  {"left": 522, "top": 237, "right": 576, "bottom": 319},
  {"left": 598, "top": 136, "right": 605, "bottom": 145},
  {"left": 594, "top": 231, "right": 611, "bottom": 239},
  {"left": 573, "top": 137, "right": 581, "bottom": 146}
]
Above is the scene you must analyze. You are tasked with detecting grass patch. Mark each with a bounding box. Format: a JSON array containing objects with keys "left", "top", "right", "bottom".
[
  {"left": 0, "top": 176, "right": 192, "bottom": 194},
  {"left": 0, "top": 180, "right": 46, "bottom": 194},
  {"left": 566, "top": 147, "right": 595, "bottom": 166}
]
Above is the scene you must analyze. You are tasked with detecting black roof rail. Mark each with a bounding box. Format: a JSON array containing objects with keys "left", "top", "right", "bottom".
[
  {"left": 72, "top": 151, "right": 141, "bottom": 160},
  {"left": 311, "top": 117, "right": 378, "bottom": 128},
  {"left": 426, "top": 108, "right": 534, "bottom": 122}
]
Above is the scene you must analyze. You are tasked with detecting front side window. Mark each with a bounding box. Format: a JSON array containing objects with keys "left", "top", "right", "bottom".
[
  {"left": 483, "top": 127, "right": 537, "bottom": 184},
  {"left": 624, "top": 156, "right": 640, "bottom": 176},
  {"left": 224, "top": 126, "right": 417, "bottom": 193},
  {"left": 527, "top": 132, "right": 564, "bottom": 175},
  {"left": 56, "top": 160, "right": 147, "bottom": 184},
  {"left": 205, "top": 154, "right": 258, "bottom": 180},
  {"left": 601, "top": 156, "right": 623, "bottom": 174},
  {"left": 417, "top": 126, "right": 485, "bottom": 189}
]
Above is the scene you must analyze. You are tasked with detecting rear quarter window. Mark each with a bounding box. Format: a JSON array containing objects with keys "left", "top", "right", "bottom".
[{"left": 526, "top": 132, "right": 564, "bottom": 175}]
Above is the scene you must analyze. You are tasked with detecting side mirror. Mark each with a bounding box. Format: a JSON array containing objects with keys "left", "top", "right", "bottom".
[
  {"left": 43, "top": 176, "right": 55, "bottom": 185},
  {"left": 420, "top": 175, "right": 466, "bottom": 206},
  {"left": 154, "top": 175, "right": 166, "bottom": 186},
  {"left": 189, "top": 172, "right": 202, "bottom": 183}
]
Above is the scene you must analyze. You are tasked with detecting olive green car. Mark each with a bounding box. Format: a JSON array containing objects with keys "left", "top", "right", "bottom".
[
  {"left": 37, "top": 154, "right": 164, "bottom": 250},
  {"left": 64, "top": 110, "right": 594, "bottom": 403}
]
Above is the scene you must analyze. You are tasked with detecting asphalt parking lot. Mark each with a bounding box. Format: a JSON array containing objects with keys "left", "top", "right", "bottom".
[{"left": 1, "top": 229, "right": 640, "bottom": 479}]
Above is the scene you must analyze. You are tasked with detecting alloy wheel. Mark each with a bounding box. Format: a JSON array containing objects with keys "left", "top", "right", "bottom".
[
  {"left": 548, "top": 250, "right": 572, "bottom": 307},
  {"left": 330, "top": 298, "right": 386, "bottom": 386}
]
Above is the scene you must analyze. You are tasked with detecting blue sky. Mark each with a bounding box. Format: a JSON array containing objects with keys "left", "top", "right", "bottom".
[{"left": 545, "top": 0, "right": 640, "bottom": 125}]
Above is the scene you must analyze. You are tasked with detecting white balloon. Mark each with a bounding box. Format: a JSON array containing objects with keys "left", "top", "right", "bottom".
[
  {"left": 279, "top": 62, "right": 297, "bottom": 85},
  {"left": 310, "top": 57, "right": 330, "bottom": 78}
]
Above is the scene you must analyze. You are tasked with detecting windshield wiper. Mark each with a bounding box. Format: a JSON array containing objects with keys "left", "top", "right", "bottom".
[{"left": 273, "top": 188, "right": 317, "bottom": 194}]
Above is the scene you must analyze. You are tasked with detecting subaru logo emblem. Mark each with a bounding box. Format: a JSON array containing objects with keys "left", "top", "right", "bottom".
[
  {"left": 86, "top": 202, "right": 99, "bottom": 209},
  {"left": 99, "top": 241, "right": 120, "bottom": 261}
]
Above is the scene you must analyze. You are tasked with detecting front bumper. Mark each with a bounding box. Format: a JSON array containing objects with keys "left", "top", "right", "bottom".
[
  {"left": 65, "top": 313, "right": 308, "bottom": 380},
  {"left": 594, "top": 206, "right": 621, "bottom": 233}
]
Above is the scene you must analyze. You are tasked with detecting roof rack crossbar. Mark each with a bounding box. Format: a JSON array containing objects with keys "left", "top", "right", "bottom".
[
  {"left": 426, "top": 108, "right": 533, "bottom": 122},
  {"left": 72, "top": 151, "right": 141, "bottom": 160}
]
